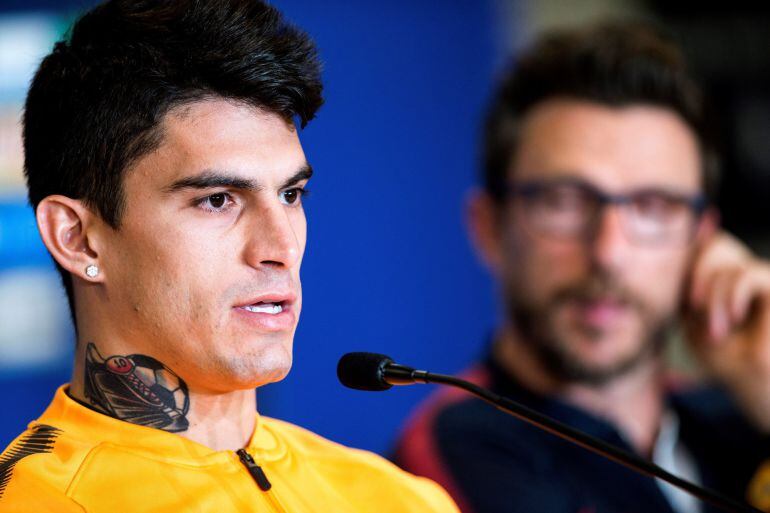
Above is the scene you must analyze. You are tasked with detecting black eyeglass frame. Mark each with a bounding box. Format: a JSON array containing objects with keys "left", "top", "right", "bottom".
[{"left": 503, "top": 178, "right": 709, "bottom": 244}]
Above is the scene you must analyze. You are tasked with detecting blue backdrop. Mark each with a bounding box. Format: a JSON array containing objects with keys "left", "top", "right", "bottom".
[{"left": 0, "top": 0, "right": 502, "bottom": 456}]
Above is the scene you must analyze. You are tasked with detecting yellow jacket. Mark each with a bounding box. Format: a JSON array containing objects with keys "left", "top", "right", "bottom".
[{"left": 0, "top": 386, "right": 458, "bottom": 513}]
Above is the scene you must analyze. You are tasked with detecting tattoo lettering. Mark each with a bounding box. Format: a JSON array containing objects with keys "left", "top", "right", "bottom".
[{"left": 84, "top": 343, "right": 190, "bottom": 432}]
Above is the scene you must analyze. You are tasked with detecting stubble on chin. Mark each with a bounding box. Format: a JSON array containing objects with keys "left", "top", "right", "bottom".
[
  {"left": 196, "top": 333, "right": 294, "bottom": 391},
  {"left": 506, "top": 273, "right": 675, "bottom": 387}
]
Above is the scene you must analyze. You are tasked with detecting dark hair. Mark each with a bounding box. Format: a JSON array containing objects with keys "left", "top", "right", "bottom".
[
  {"left": 483, "top": 22, "right": 717, "bottom": 203},
  {"left": 23, "top": 0, "right": 324, "bottom": 321}
]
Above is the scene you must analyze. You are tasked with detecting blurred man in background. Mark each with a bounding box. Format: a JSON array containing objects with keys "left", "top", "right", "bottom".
[
  {"left": 0, "top": 1, "right": 459, "bottom": 511},
  {"left": 396, "top": 23, "right": 770, "bottom": 513}
]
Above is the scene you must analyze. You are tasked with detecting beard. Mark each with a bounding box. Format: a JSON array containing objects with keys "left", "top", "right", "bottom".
[{"left": 506, "top": 270, "right": 676, "bottom": 387}]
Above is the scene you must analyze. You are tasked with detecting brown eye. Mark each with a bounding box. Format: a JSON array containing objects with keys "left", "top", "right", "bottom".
[
  {"left": 196, "top": 192, "right": 233, "bottom": 212},
  {"left": 280, "top": 187, "right": 307, "bottom": 206},
  {"left": 208, "top": 193, "right": 227, "bottom": 209},
  {"left": 283, "top": 190, "right": 297, "bottom": 204}
]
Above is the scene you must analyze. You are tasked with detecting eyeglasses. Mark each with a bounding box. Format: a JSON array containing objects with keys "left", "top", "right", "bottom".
[{"left": 505, "top": 179, "right": 707, "bottom": 245}]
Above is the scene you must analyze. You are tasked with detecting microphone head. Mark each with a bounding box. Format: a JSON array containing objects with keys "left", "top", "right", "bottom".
[{"left": 337, "top": 352, "right": 394, "bottom": 391}]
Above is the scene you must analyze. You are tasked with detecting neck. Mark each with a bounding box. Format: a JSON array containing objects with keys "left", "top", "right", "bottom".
[
  {"left": 494, "top": 325, "right": 666, "bottom": 457},
  {"left": 69, "top": 339, "right": 256, "bottom": 452}
]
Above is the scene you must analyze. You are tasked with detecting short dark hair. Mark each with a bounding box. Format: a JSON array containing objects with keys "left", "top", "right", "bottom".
[
  {"left": 483, "top": 22, "right": 717, "bottom": 203},
  {"left": 23, "top": 0, "right": 324, "bottom": 321}
]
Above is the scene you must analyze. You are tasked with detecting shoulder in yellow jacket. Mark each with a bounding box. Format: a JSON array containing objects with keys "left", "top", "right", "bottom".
[{"left": 0, "top": 386, "right": 458, "bottom": 513}]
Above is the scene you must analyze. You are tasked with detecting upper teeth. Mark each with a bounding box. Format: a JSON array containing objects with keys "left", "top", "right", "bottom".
[{"left": 243, "top": 303, "right": 283, "bottom": 314}]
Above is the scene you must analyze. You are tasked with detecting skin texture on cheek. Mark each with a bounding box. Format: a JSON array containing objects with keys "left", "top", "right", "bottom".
[
  {"left": 104, "top": 225, "right": 205, "bottom": 371},
  {"left": 109, "top": 221, "right": 297, "bottom": 392}
]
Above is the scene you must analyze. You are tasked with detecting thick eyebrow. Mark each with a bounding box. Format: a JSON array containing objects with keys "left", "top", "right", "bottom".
[
  {"left": 163, "top": 164, "right": 313, "bottom": 194},
  {"left": 280, "top": 165, "right": 313, "bottom": 189}
]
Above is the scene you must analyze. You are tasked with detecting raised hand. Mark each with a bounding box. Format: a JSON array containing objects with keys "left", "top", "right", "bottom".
[{"left": 686, "top": 231, "right": 770, "bottom": 430}]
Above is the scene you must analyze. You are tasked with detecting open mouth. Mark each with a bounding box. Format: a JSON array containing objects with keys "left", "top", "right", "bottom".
[{"left": 239, "top": 301, "right": 285, "bottom": 315}]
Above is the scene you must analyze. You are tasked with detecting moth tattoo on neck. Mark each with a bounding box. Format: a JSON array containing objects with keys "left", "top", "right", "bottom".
[{"left": 83, "top": 343, "right": 190, "bottom": 432}]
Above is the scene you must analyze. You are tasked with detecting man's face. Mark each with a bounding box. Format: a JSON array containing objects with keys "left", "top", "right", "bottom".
[
  {"left": 496, "top": 99, "right": 704, "bottom": 385},
  {"left": 99, "top": 98, "right": 309, "bottom": 393}
]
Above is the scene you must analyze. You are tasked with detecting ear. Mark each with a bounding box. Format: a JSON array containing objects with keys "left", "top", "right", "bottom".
[
  {"left": 36, "top": 195, "right": 105, "bottom": 283},
  {"left": 465, "top": 189, "right": 506, "bottom": 277}
]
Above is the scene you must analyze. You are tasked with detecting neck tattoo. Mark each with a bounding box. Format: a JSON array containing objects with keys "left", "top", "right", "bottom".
[{"left": 83, "top": 342, "right": 190, "bottom": 432}]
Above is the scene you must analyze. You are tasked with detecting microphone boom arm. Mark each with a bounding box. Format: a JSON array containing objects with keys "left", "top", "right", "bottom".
[{"left": 382, "top": 365, "right": 761, "bottom": 513}]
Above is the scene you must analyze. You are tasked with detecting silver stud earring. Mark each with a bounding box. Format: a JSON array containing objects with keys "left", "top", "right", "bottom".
[{"left": 85, "top": 264, "right": 100, "bottom": 278}]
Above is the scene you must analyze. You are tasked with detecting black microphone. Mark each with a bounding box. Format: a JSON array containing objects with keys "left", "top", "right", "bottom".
[
  {"left": 337, "top": 352, "right": 428, "bottom": 390},
  {"left": 337, "top": 352, "right": 760, "bottom": 513}
]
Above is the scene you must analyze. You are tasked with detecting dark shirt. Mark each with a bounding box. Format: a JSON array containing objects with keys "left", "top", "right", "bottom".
[{"left": 393, "top": 355, "right": 768, "bottom": 513}]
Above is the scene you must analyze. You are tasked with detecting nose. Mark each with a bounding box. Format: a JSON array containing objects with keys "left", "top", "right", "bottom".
[
  {"left": 244, "top": 202, "right": 302, "bottom": 270},
  {"left": 589, "top": 205, "right": 631, "bottom": 272}
]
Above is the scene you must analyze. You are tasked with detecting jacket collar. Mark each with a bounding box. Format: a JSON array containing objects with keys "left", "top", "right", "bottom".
[{"left": 35, "top": 385, "right": 286, "bottom": 465}]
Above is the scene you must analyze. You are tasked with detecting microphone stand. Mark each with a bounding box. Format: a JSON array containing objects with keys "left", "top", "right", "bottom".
[{"left": 384, "top": 363, "right": 762, "bottom": 513}]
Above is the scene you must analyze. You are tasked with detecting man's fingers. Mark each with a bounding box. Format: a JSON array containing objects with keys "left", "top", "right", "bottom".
[
  {"left": 702, "top": 263, "right": 770, "bottom": 351},
  {"left": 730, "top": 268, "right": 758, "bottom": 325},
  {"left": 706, "top": 269, "right": 734, "bottom": 342},
  {"left": 689, "top": 232, "right": 752, "bottom": 309}
]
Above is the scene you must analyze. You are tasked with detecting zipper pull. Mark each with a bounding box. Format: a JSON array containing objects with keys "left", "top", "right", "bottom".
[{"left": 236, "top": 448, "right": 272, "bottom": 491}]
